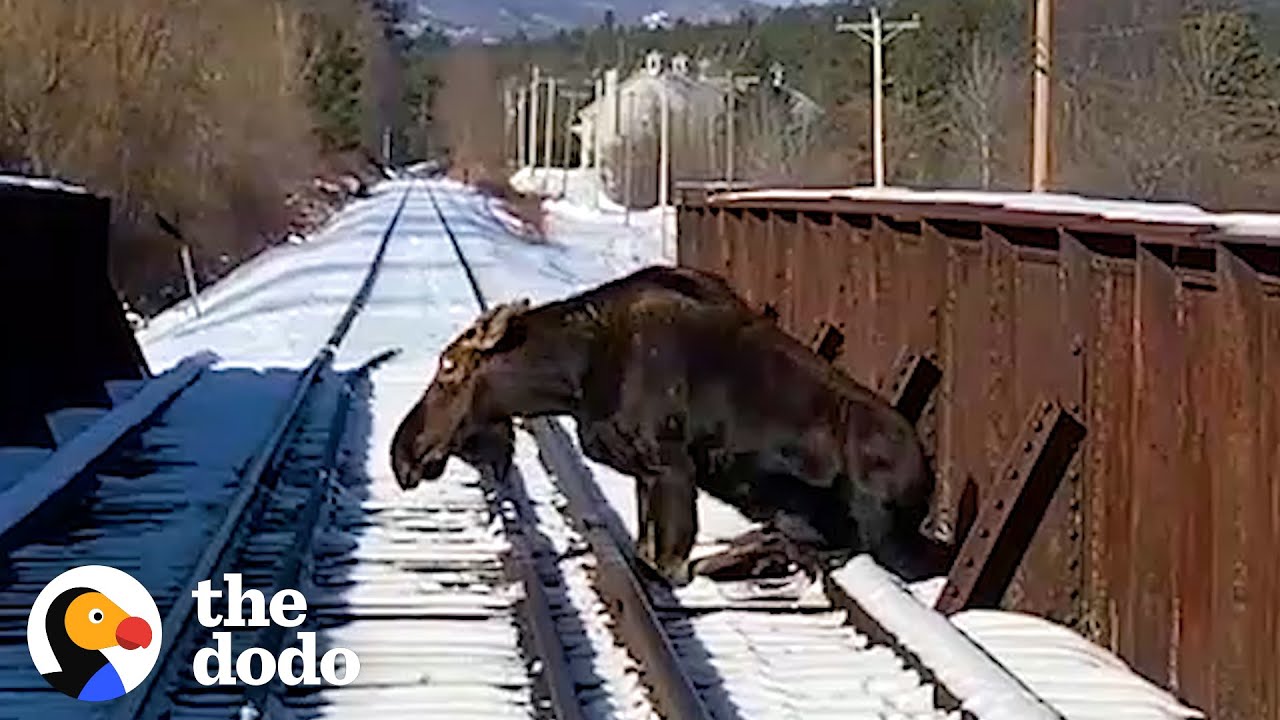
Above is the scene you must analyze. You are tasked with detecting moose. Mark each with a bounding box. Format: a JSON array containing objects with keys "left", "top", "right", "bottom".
[{"left": 391, "top": 265, "right": 939, "bottom": 586}]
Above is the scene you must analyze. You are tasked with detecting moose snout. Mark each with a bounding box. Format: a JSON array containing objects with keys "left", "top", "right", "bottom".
[{"left": 392, "top": 443, "right": 449, "bottom": 489}]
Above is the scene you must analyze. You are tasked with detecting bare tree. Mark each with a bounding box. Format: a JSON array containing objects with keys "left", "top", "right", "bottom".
[{"left": 951, "top": 36, "right": 1013, "bottom": 189}]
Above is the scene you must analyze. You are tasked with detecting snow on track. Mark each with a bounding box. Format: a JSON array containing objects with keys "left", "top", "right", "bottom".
[
  {"left": 137, "top": 176, "right": 673, "bottom": 720},
  {"left": 0, "top": 367, "right": 298, "bottom": 720}
]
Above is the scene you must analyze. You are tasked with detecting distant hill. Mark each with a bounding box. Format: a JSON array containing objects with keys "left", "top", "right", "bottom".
[{"left": 408, "top": 0, "right": 819, "bottom": 40}]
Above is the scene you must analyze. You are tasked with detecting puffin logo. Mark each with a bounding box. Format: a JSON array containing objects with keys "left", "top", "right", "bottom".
[{"left": 27, "top": 566, "right": 161, "bottom": 702}]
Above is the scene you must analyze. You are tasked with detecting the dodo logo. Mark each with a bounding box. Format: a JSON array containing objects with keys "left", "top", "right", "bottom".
[{"left": 27, "top": 565, "right": 161, "bottom": 702}]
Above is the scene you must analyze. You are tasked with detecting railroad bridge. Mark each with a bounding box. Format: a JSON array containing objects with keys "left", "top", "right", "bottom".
[{"left": 677, "top": 183, "right": 1280, "bottom": 720}]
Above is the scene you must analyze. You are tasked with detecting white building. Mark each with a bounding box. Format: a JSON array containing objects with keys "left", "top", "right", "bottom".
[{"left": 573, "top": 52, "right": 727, "bottom": 170}]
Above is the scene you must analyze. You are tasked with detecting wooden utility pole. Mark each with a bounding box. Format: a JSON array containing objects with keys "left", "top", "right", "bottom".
[
  {"left": 1032, "top": 0, "right": 1052, "bottom": 192},
  {"left": 544, "top": 76, "right": 557, "bottom": 172},
  {"left": 529, "top": 66, "right": 540, "bottom": 170},
  {"left": 836, "top": 8, "right": 921, "bottom": 189},
  {"left": 516, "top": 86, "right": 527, "bottom": 168},
  {"left": 624, "top": 91, "right": 634, "bottom": 226},
  {"left": 658, "top": 79, "right": 670, "bottom": 209}
]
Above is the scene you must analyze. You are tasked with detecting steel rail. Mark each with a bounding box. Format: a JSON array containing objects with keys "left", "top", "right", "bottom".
[
  {"left": 121, "top": 181, "right": 416, "bottom": 720},
  {"left": 426, "top": 182, "right": 713, "bottom": 720}
]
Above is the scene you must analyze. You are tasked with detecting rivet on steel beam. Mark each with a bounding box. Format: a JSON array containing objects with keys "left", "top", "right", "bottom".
[
  {"left": 994, "top": 500, "right": 1005, "bottom": 511},
  {"left": 1023, "top": 441, "right": 1034, "bottom": 453},
  {"left": 978, "top": 528, "right": 990, "bottom": 539},
  {"left": 1009, "top": 469, "right": 1020, "bottom": 481},
  {"left": 928, "top": 307, "right": 938, "bottom": 318},
  {"left": 964, "top": 558, "right": 975, "bottom": 568},
  {"left": 1033, "top": 420, "right": 1044, "bottom": 432}
]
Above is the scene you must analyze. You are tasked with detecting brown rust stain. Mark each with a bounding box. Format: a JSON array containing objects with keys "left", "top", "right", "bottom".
[
  {"left": 1212, "top": 249, "right": 1266, "bottom": 719},
  {"left": 1178, "top": 279, "right": 1217, "bottom": 710},
  {"left": 1262, "top": 277, "right": 1280, "bottom": 720},
  {"left": 1130, "top": 246, "right": 1181, "bottom": 686}
]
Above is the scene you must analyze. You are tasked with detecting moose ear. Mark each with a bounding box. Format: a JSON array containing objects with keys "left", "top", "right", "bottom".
[{"left": 476, "top": 299, "right": 531, "bottom": 353}]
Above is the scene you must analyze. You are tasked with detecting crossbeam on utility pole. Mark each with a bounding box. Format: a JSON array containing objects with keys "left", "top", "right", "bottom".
[
  {"left": 1032, "top": 0, "right": 1052, "bottom": 192},
  {"left": 836, "top": 8, "right": 921, "bottom": 189}
]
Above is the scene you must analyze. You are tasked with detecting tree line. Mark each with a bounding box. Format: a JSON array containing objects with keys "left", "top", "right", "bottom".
[
  {"left": 0, "top": 0, "right": 410, "bottom": 316},
  {"left": 411, "top": 0, "right": 1280, "bottom": 212}
]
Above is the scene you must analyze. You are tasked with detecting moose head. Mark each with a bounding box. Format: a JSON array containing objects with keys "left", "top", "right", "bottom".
[{"left": 391, "top": 300, "right": 532, "bottom": 489}]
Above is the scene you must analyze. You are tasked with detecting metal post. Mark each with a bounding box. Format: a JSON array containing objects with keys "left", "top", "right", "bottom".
[
  {"left": 1032, "top": 0, "right": 1052, "bottom": 192},
  {"left": 836, "top": 9, "right": 920, "bottom": 189}
]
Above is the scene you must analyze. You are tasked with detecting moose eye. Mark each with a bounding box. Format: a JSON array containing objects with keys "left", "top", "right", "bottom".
[{"left": 89, "top": 609, "right": 104, "bottom": 624}]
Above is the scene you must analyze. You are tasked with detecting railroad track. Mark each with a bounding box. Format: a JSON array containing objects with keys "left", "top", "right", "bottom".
[
  {"left": 422, "top": 183, "right": 1042, "bottom": 720},
  {"left": 0, "top": 183, "right": 415, "bottom": 720},
  {"left": 0, "top": 176, "right": 1063, "bottom": 720}
]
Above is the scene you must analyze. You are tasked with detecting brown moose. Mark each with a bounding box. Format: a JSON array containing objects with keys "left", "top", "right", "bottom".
[{"left": 391, "top": 266, "right": 938, "bottom": 586}]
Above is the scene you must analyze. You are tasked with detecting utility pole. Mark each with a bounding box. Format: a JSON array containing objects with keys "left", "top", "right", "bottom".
[
  {"left": 1032, "top": 0, "right": 1052, "bottom": 192},
  {"left": 516, "top": 86, "right": 527, "bottom": 168},
  {"left": 658, "top": 77, "right": 672, "bottom": 258},
  {"left": 836, "top": 8, "right": 921, "bottom": 189},
  {"left": 658, "top": 79, "right": 670, "bottom": 209},
  {"left": 624, "top": 91, "right": 634, "bottom": 227},
  {"left": 544, "top": 75, "right": 557, "bottom": 173},
  {"left": 529, "top": 66, "right": 540, "bottom": 171}
]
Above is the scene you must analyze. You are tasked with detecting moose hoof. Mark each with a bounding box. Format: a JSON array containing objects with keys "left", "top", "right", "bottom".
[{"left": 659, "top": 561, "right": 693, "bottom": 588}]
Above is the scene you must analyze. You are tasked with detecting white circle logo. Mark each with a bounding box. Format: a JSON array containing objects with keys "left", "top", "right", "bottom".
[{"left": 27, "top": 565, "right": 162, "bottom": 702}]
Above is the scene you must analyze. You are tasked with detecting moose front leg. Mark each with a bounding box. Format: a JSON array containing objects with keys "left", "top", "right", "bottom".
[
  {"left": 635, "top": 475, "right": 657, "bottom": 569},
  {"left": 647, "top": 461, "right": 699, "bottom": 586}
]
